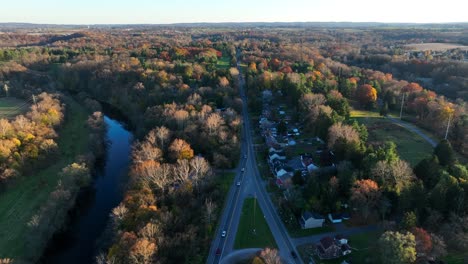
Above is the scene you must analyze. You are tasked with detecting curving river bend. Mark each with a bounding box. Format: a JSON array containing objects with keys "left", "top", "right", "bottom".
[{"left": 43, "top": 115, "right": 133, "bottom": 263}]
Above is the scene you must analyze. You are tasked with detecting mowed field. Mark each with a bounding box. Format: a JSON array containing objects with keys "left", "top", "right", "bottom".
[
  {"left": 0, "top": 97, "right": 30, "bottom": 119},
  {"left": 405, "top": 42, "right": 468, "bottom": 51},
  {"left": 350, "top": 110, "right": 434, "bottom": 166},
  {"left": 234, "top": 198, "right": 277, "bottom": 249},
  {"left": 0, "top": 98, "right": 89, "bottom": 259}
]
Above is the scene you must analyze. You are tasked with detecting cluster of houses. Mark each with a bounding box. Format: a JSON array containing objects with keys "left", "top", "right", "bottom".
[{"left": 259, "top": 90, "right": 327, "bottom": 189}]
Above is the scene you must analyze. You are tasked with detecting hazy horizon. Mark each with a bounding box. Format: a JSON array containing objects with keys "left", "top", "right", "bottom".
[{"left": 1, "top": 0, "right": 467, "bottom": 25}]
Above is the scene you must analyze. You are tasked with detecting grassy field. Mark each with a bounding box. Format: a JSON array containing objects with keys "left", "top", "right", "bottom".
[
  {"left": 216, "top": 56, "right": 231, "bottom": 69},
  {"left": 0, "top": 97, "right": 30, "bottom": 119},
  {"left": 444, "top": 251, "right": 468, "bottom": 264},
  {"left": 234, "top": 198, "right": 277, "bottom": 249},
  {"left": 0, "top": 97, "right": 89, "bottom": 259},
  {"left": 298, "top": 231, "right": 381, "bottom": 264},
  {"left": 350, "top": 110, "right": 434, "bottom": 166},
  {"left": 289, "top": 225, "right": 335, "bottom": 238}
]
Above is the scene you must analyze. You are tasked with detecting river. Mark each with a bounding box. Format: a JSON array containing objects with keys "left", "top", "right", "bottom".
[{"left": 42, "top": 115, "right": 133, "bottom": 263}]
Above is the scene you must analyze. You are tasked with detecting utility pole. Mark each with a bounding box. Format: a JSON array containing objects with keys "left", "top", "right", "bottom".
[
  {"left": 32, "top": 94, "right": 37, "bottom": 107},
  {"left": 399, "top": 93, "right": 405, "bottom": 119},
  {"left": 253, "top": 193, "right": 257, "bottom": 235},
  {"left": 445, "top": 113, "right": 453, "bottom": 140},
  {"left": 3, "top": 83, "right": 8, "bottom": 97}
]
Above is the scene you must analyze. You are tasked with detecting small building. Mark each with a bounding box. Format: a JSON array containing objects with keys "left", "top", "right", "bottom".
[
  {"left": 316, "top": 236, "right": 352, "bottom": 259},
  {"left": 328, "top": 213, "right": 343, "bottom": 224},
  {"left": 300, "top": 211, "right": 325, "bottom": 229},
  {"left": 317, "top": 236, "right": 342, "bottom": 259},
  {"left": 269, "top": 153, "right": 286, "bottom": 162}
]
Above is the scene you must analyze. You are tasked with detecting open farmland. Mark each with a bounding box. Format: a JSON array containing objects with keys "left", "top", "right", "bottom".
[{"left": 405, "top": 43, "right": 468, "bottom": 51}]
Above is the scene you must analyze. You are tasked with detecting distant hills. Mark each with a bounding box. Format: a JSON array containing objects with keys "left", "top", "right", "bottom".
[{"left": 1, "top": 21, "right": 468, "bottom": 30}]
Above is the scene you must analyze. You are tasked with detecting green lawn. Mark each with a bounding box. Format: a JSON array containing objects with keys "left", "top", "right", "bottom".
[
  {"left": 289, "top": 225, "right": 335, "bottom": 238},
  {"left": 0, "top": 97, "right": 89, "bottom": 259},
  {"left": 298, "top": 231, "right": 381, "bottom": 264},
  {"left": 234, "top": 198, "right": 277, "bottom": 249},
  {"left": 216, "top": 56, "right": 231, "bottom": 69},
  {"left": 444, "top": 251, "right": 468, "bottom": 264},
  {"left": 350, "top": 110, "right": 434, "bottom": 166},
  {"left": 0, "top": 97, "right": 30, "bottom": 119}
]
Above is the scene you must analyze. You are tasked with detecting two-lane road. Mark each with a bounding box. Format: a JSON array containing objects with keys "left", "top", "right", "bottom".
[{"left": 207, "top": 57, "right": 302, "bottom": 264}]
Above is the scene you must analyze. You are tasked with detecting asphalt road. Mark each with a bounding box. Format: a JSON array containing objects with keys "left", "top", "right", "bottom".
[
  {"left": 386, "top": 116, "right": 437, "bottom": 147},
  {"left": 206, "top": 59, "right": 303, "bottom": 264}
]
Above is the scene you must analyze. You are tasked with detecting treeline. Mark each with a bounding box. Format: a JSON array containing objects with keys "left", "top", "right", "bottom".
[
  {"left": 241, "top": 40, "right": 467, "bottom": 156},
  {"left": 0, "top": 93, "right": 63, "bottom": 186}
]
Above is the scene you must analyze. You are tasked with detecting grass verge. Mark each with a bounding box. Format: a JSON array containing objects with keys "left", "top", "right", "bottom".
[
  {"left": 0, "top": 97, "right": 89, "bottom": 258},
  {"left": 234, "top": 198, "right": 277, "bottom": 249}
]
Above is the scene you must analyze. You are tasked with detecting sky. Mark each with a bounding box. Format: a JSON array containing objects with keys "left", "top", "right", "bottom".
[{"left": 1, "top": 0, "right": 467, "bottom": 24}]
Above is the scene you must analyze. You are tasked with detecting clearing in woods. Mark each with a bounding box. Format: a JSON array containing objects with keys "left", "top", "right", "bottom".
[{"left": 0, "top": 97, "right": 30, "bottom": 119}]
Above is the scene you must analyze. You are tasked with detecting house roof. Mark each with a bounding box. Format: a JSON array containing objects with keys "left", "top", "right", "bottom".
[
  {"left": 320, "top": 236, "right": 335, "bottom": 250},
  {"left": 303, "top": 211, "right": 324, "bottom": 220}
]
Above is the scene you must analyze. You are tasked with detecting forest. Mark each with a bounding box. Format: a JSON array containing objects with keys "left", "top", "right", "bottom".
[{"left": 0, "top": 24, "right": 466, "bottom": 264}]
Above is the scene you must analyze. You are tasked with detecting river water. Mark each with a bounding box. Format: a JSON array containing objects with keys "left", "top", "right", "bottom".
[{"left": 42, "top": 116, "right": 133, "bottom": 263}]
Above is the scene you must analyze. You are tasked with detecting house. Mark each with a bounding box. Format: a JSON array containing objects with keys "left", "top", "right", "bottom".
[
  {"left": 287, "top": 156, "right": 305, "bottom": 172},
  {"left": 269, "top": 153, "right": 286, "bottom": 162},
  {"left": 328, "top": 213, "right": 343, "bottom": 224},
  {"left": 316, "top": 236, "right": 352, "bottom": 259},
  {"left": 301, "top": 154, "right": 319, "bottom": 172},
  {"left": 316, "top": 237, "right": 342, "bottom": 259},
  {"left": 269, "top": 146, "right": 283, "bottom": 153},
  {"left": 275, "top": 166, "right": 291, "bottom": 178},
  {"left": 300, "top": 211, "right": 325, "bottom": 229}
]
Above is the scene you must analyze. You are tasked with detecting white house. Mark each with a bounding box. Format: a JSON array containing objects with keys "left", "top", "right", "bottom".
[
  {"left": 300, "top": 211, "right": 325, "bottom": 229},
  {"left": 269, "top": 153, "right": 286, "bottom": 162}
]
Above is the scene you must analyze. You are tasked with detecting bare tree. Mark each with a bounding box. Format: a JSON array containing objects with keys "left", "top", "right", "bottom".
[
  {"left": 190, "top": 156, "right": 211, "bottom": 182},
  {"left": 202, "top": 199, "right": 216, "bottom": 225},
  {"left": 206, "top": 113, "right": 223, "bottom": 135},
  {"left": 132, "top": 141, "right": 162, "bottom": 163},
  {"left": 139, "top": 222, "right": 161, "bottom": 240},
  {"left": 173, "top": 159, "right": 191, "bottom": 183},
  {"left": 259, "top": 248, "right": 282, "bottom": 264},
  {"left": 154, "top": 126, "right": 171, "bottom": 149},
  {"left": 112, "top": 204, "right": 128, "bottom": 221},
  {"left": 0, "top": 119, "right": 12, "bottom": 138}
]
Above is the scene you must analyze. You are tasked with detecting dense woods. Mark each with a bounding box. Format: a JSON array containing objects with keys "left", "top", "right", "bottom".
[{"left": 0, "top": 24, "right": 466, "bottom": 263}]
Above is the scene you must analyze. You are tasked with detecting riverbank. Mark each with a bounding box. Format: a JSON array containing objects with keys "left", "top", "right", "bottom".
[
  {"left": 42, "top": 116, "right": 132, "bottom": 263},
  {"left": 0, "top": 96, "right": 92, "bottom": 261}
]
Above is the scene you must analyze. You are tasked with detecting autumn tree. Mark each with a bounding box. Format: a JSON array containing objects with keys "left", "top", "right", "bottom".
[
  {"left": 411, "top": 227, "right": 432, "bottom": 258},
  {"left": 259, "top": 248, "right": 282, "bottom": 264},
  {"left": 378, "top": 231, "right": 416, "bottom": 264},
  {"left": 350, "top": 179, "right": 381, "bottom": 222},
  {"left": 169, "top": 139, "right": 194, "bottom": 160},
  {"left": 356, "top": 84, "right": 377, "bottom": 108},
  {"left": 130, "top": 238, "right": 157, "bottom": 264}
]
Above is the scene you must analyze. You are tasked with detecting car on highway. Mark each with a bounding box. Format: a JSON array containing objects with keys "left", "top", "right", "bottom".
[
  {"left": 215, "top": 248, "right": 221, "bottom": 255},
  {"left": 244, "top": 154, "right": 247, "bottom": 159},
  {"left": 241, "top": 168, "right": 245, "bottom": 172},
  {"left": 236, "top": 181, "right": 241, "bottom": 186},
  {"left": 221, "top": 230, "right": 226, "bottom": 237}
]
